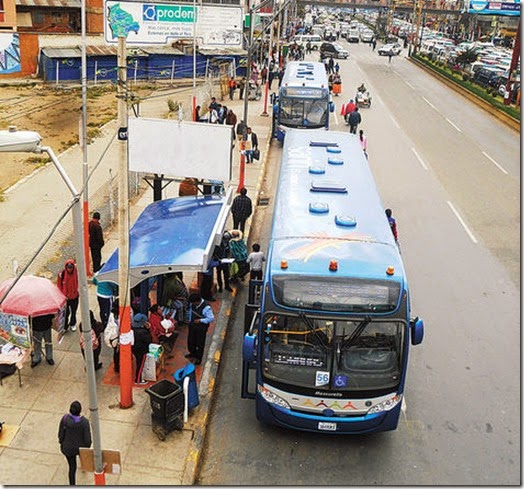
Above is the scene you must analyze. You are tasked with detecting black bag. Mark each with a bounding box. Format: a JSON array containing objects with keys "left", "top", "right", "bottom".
[{"left": 253, "top": 148, "right": 260, "bottom": 161}]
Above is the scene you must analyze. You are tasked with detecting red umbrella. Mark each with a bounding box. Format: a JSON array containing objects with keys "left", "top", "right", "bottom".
[{"left": 0, "top": 275, "right": 66, "bottom": 317}]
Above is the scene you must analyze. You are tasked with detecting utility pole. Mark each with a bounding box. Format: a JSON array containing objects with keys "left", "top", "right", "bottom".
[
  {"left": 504, "top": 18, "right": 520, "bottom": 106},
  {"left": 413, "top": 0, "right": 424, "bottom": 53},
  {"left": 117, "top": 35, "right": 133, "bottom": 409}
]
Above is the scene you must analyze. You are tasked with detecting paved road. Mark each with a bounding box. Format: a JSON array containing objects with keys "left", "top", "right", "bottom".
[{"left": 197, "top": 41, "right": 520, "bottom": 485}]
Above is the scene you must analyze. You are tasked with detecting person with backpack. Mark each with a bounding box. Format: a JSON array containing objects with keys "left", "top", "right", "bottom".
[
  {"left": 57, "top": 259, "right": 79, "bottom": 332},
  {"left": 348, "top": 107, "right": 362, "bottom": 134},
  {"left": 58, "top": 401, "right": 92, "bottom": 485}
]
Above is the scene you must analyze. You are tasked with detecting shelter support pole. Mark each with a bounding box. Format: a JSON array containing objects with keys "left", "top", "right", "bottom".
[
  {"left": 237, "top": 140, "right": 246, "bottom": 193},
  {"left": 117, "top": 35, "right": 134, "bottom": 409}
]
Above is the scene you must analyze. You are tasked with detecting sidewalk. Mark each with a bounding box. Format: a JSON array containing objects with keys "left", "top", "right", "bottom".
[{"left": 0, "top": 84, "right": 273, "bottom": 485}]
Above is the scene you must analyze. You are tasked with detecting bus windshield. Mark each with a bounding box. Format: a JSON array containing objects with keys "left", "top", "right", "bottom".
[
  {"left": 261, "top": 313, "right": 405, "bottom": 392},
  {"left": 279, "top": 97, "right": 329, "bottom": 128}
]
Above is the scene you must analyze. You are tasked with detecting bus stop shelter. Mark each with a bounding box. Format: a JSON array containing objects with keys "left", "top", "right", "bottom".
[{"left": 96, "top": 192, "right": 233, "bottom": 289}]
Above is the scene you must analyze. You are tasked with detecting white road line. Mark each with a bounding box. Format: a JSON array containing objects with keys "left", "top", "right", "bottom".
[
  {"left": 445, "top": 117, "right": 462, "bottom": 132},
  {"left": 482, "top": 150, "right": 508, "bottom": 175},
  {"left": 447, "top": 201, "right": 478, "bottom": 244},
  {"left": 333, "top": 110, "right": 339, "bottom": 126},
  {"left": 411, "top": 147, "right": 428, "bottom": 170},
  {"left": 405, "top": 80, "right": 415, "bottom": 89},
  {"left": 422, "top": 96, "right": 437, "bottom": 110},
  {"left": 389, "top": 114, "right": 400, "bottom": 128}
]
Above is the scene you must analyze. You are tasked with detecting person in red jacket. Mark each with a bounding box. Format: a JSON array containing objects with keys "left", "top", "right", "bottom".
[
  {"left": 344, "top": 99, "right": 356, "bottom": 124},
  {"left": 57, "top": 259, "right": 79, "bottom": 332}
]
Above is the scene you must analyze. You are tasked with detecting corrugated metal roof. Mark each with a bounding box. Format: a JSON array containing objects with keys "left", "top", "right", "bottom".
[
  {"left": 86, "top": 45, "right": 118, "bottom": 56},
  {"left": 41, "top": 46, "right": 80, "bottom": 58},
  {"left": 16, "top": 0, "right": 81, "bottom": 8}
]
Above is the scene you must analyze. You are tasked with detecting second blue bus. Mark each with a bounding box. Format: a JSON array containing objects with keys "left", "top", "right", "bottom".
[{"left": 272, "top": 61, "right": 333, "bottom": 142}]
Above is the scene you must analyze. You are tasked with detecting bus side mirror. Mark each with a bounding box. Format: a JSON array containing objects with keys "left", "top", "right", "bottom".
[
  {"left": 329, "top": 101, "right": 335, "bottom": 112},
  {"left": 243, "top": 333, "right": 257, "bottom": 362},
  {"left": 410, "top": 317, "right": 424, "bottom": 345}
]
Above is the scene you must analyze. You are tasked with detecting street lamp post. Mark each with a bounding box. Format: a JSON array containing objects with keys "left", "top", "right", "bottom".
[{"left": 0, "top": 127, "right": 105, "bottom": 485}]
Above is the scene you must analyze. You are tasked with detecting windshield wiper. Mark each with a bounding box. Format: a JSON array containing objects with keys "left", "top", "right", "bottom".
[
  {"left": 337, "top": 316, "right": 371, "bottom": 368},
  {"left": 298, "top": 312, "right": 329, "bottom": 350}
]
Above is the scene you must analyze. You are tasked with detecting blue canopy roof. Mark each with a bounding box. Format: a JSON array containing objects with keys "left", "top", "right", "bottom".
[{"left": 96, "top": 192, "right": 232, "bottom": 287}]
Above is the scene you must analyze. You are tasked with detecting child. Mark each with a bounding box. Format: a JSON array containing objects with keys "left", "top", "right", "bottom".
[{"left": 246, "top": 243, "right": 266, "bottom": 280}]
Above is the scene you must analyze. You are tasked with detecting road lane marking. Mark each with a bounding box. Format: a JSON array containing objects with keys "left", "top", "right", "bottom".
[
  {"left": 411, "top": 147, "right": 428, "bottom": 170},
  {"left": 447, "top": 201, "right": 478, "bottom": 244},
  {"left": 389, "top": 114, "right": 400, "bottom": 128},
  {"left": 482, "top": 151, "right": 508, "bottom": 174},
  {"left": 405, "top": 80, "right": 415, "bottom": 89},
  {"left": 445, "top": 117, "right": 462, "bottom": 132},
  {"left": 422, "top": 96, "right": 437, "bottom": 110}
]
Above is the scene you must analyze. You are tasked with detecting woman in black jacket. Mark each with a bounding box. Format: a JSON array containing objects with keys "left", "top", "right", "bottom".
[
  {"left": 58, "top": 400, "right": 92, "bottom": 485},
  {"left": 131, "top": 313, "right": 152, "bottom": 385}
]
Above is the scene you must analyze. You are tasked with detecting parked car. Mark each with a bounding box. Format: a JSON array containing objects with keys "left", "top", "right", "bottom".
[
  {"left": 292, "top": 34, "right": 323, "bottom": 50},
  {"left": 320, "top": 42, "right": 349, "bottom": 59},
  {"left": 377, "top": 43, "right": 402, "bottom": 56},
  {"left": 360, "top": 29, "right": 374, "bottom": 43}
]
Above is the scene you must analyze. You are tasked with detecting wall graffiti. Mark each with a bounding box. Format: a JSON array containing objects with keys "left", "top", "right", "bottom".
[{"left": 0, "top": 33, "right": 21, "bottom": 74}]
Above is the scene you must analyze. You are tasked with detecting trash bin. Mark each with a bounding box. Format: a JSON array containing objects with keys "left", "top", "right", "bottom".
[
  {"left": 174, "top": 363, "right": 200, "bottom": 410},
  {"left": 145, "top": 379, "right": 184, "bottom": 440}
]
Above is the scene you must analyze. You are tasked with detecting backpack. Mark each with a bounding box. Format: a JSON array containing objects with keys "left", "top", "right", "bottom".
[{"left": 104, "top": 313, "right": 119, "bottom": 348}]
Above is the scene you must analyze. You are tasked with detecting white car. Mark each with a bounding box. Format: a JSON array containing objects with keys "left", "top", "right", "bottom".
[{"left": 377, "top": 43, "right": 402, "bottom": 56}]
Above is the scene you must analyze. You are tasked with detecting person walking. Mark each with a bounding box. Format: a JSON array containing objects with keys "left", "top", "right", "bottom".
[
  {"left": 231, "top": 187, "right": 252, "bottom": 234},
  {"left": 344, "top": 99, "right": 356, "bottom": 124},
  {"left": 359, "top": 129, "right": 368, "bottom": 158},
  {"left": 227, "top": 230, "right": 250, "bottom": 282},
  {"left": 372, "top": 38, "right": 377, "bottom": 51},
  {"left": 58, "top": 400, "right": 92, "bottom": 485},
  {"left": 57, "top": 259, "right": 79, "bottom": 332},
  {"left": 247, "top": 243, "right": 266, "bottom": 280},
  {"left": 238, "top": 77, "right": 246, "bottom": 100},
  {"left": 385, "top": 208, "right": 398, "bottom": 242},
  {"left": 227, "top": 76, "right": 237, "bottom": 100},
  {"left": 131, "top": 313, "right": 152, "bottom": 385},
  {"left": 236, "top": 119, "right": 247, "bottom": 142},
  {"left": 213, "top": 238, "right": 233, "bottom": 293},
  {"left": 348, "top": 107, "right": 362, "bottom": 134},
  {"left": 261, "top": 66, "right": 268, "bottom": 85},
  {"left": 31, "top": 313, "right": 55, "bottom": 368},
  {"left": 244, "top": 127, "right": 258, "bottom": 163},
  {"left": 88, "top": 212, "right": 104, "bottom": 273},
  {"left": 388, "top": 49, "right": 393, "bottom": 63}
]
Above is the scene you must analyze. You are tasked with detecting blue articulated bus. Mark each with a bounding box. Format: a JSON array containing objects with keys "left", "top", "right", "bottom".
[
  {"left": 273, "top": 61, "right": 333, "bottom": 142},
  {"left": 242, "top": 129, "right": 424, "bottom": 434}
]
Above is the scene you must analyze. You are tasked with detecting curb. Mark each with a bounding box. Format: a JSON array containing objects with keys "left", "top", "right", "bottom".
[
  {"left": 181, "top": 116, "right": 274, "bottom": 485},
  {"left": 408, "top": 56, "right": 520, "bottom": 132}
]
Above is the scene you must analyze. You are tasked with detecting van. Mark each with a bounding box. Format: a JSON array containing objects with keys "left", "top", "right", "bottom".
[{"left": 292, "top": 34, "right": 323, "bottom": 50}]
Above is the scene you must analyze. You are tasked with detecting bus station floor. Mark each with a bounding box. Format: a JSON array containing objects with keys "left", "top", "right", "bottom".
[{"left": 0, "top": 87, "right": 272, "bottom": 485}]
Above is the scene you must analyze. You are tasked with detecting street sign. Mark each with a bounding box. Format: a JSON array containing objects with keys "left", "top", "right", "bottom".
[{"left": 104, "top": 0, "right": 243, "bottom": 47}]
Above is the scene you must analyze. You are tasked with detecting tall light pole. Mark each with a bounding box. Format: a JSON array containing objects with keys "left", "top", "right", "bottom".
[
  {"left": 0, "top": 128, "right": 105, "bottom": 485},
  {"left": 192, "top": 0, "right": 198, "bottom": 120}
]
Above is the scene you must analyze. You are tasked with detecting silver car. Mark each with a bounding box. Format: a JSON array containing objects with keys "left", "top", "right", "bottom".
[{"left": 378, "top": 43, "right": 402, "bottom": 56}]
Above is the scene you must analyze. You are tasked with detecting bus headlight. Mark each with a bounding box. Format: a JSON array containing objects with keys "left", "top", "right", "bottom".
[
  {"left": 258, "top": 385, "right": 291, "bottom": 410},
  {"left": 367, "top": 394, "right": 402, "bottom": 414}
]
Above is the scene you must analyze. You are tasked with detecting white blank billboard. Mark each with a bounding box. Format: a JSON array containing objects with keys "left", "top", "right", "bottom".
[{"left": 128, "top": 118, "right": 232, "bottom": 181}]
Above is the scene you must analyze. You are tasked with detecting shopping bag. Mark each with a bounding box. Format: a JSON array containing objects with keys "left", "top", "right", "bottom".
[{"left": 253, "top": 148, "right": 260, "bottom": 161}]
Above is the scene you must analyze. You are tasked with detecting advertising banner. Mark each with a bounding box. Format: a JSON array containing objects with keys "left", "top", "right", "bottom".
[
  {"left": 0, "top": 312, "right": 31, "bottom": 349},
  {"left": 104, "top": 0, "right": 243, "bottom": 47},
  {"left": 467, "top": 0, "right": 520, "bottom": 15}
]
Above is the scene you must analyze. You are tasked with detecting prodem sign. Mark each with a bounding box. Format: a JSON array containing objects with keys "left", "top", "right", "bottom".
[{"left": 104, "top": 0, "right": 243, "bottom": 47}]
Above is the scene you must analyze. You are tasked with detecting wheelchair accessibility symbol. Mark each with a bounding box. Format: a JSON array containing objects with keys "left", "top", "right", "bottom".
[{"left": 334, "top": 375, "right": 348, "bottom": 388}]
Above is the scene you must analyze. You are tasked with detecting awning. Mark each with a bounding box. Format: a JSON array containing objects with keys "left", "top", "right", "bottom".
[{"left": 96, "top": 191, "right": 233, "bottom": 288}]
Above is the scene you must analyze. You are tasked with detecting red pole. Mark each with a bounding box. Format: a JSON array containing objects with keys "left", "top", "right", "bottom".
[
  {"left": 94, "top": 471, "right": 106, "bottom": 485},
  {"left": 261, "top": 80, "right": 270, "bottom": 116},
  {"left": 119, "top": 304, "right": 133, "bottom": 408},
  {"left": 504, "top": 19, "right": 520, "bottom": 106},
  {"left": 237, "top": 140, "right": 246, "bottom": 193}
]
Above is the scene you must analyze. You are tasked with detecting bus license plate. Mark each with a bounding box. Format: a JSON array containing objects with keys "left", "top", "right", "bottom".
[{"left": 318, "top": 422, "right": 337, "bottom": 431}]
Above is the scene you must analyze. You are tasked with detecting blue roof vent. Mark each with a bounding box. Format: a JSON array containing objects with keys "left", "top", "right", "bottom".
[
  {"left": 309, "top": 165, "right": 326, "bottom": 174},
  {"left": 309, "top": 202, "right": 329, "bottom": 214},
  {"left": 311, "top": 180, "right": 347, "bottom": 193},
  {"left": 326, "top": 147, "right": 342, "bottom": 154},
  {"left": 328, "top": 157, "right": 344, "bottom": 165},
  {"left": 335, "top": 214, "right": 357, "bottom": 227}
]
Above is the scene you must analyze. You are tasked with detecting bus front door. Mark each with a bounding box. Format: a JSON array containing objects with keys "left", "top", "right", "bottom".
[{"left": 241, "top": 303, "right": 260, "bottom": 399}]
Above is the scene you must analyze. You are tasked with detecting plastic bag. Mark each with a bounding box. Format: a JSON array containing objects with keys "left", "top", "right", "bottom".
[{"left": 104, "top": 312, "right": 119, "bottom": 348}]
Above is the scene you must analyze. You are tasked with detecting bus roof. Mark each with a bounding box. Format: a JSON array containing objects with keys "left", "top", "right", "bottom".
[
  {"left": 280, "top": 61, "right": 329, "bottom": 90},
  {"left": 269, "top": 129, "right": 404, "bottom": 283}
]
